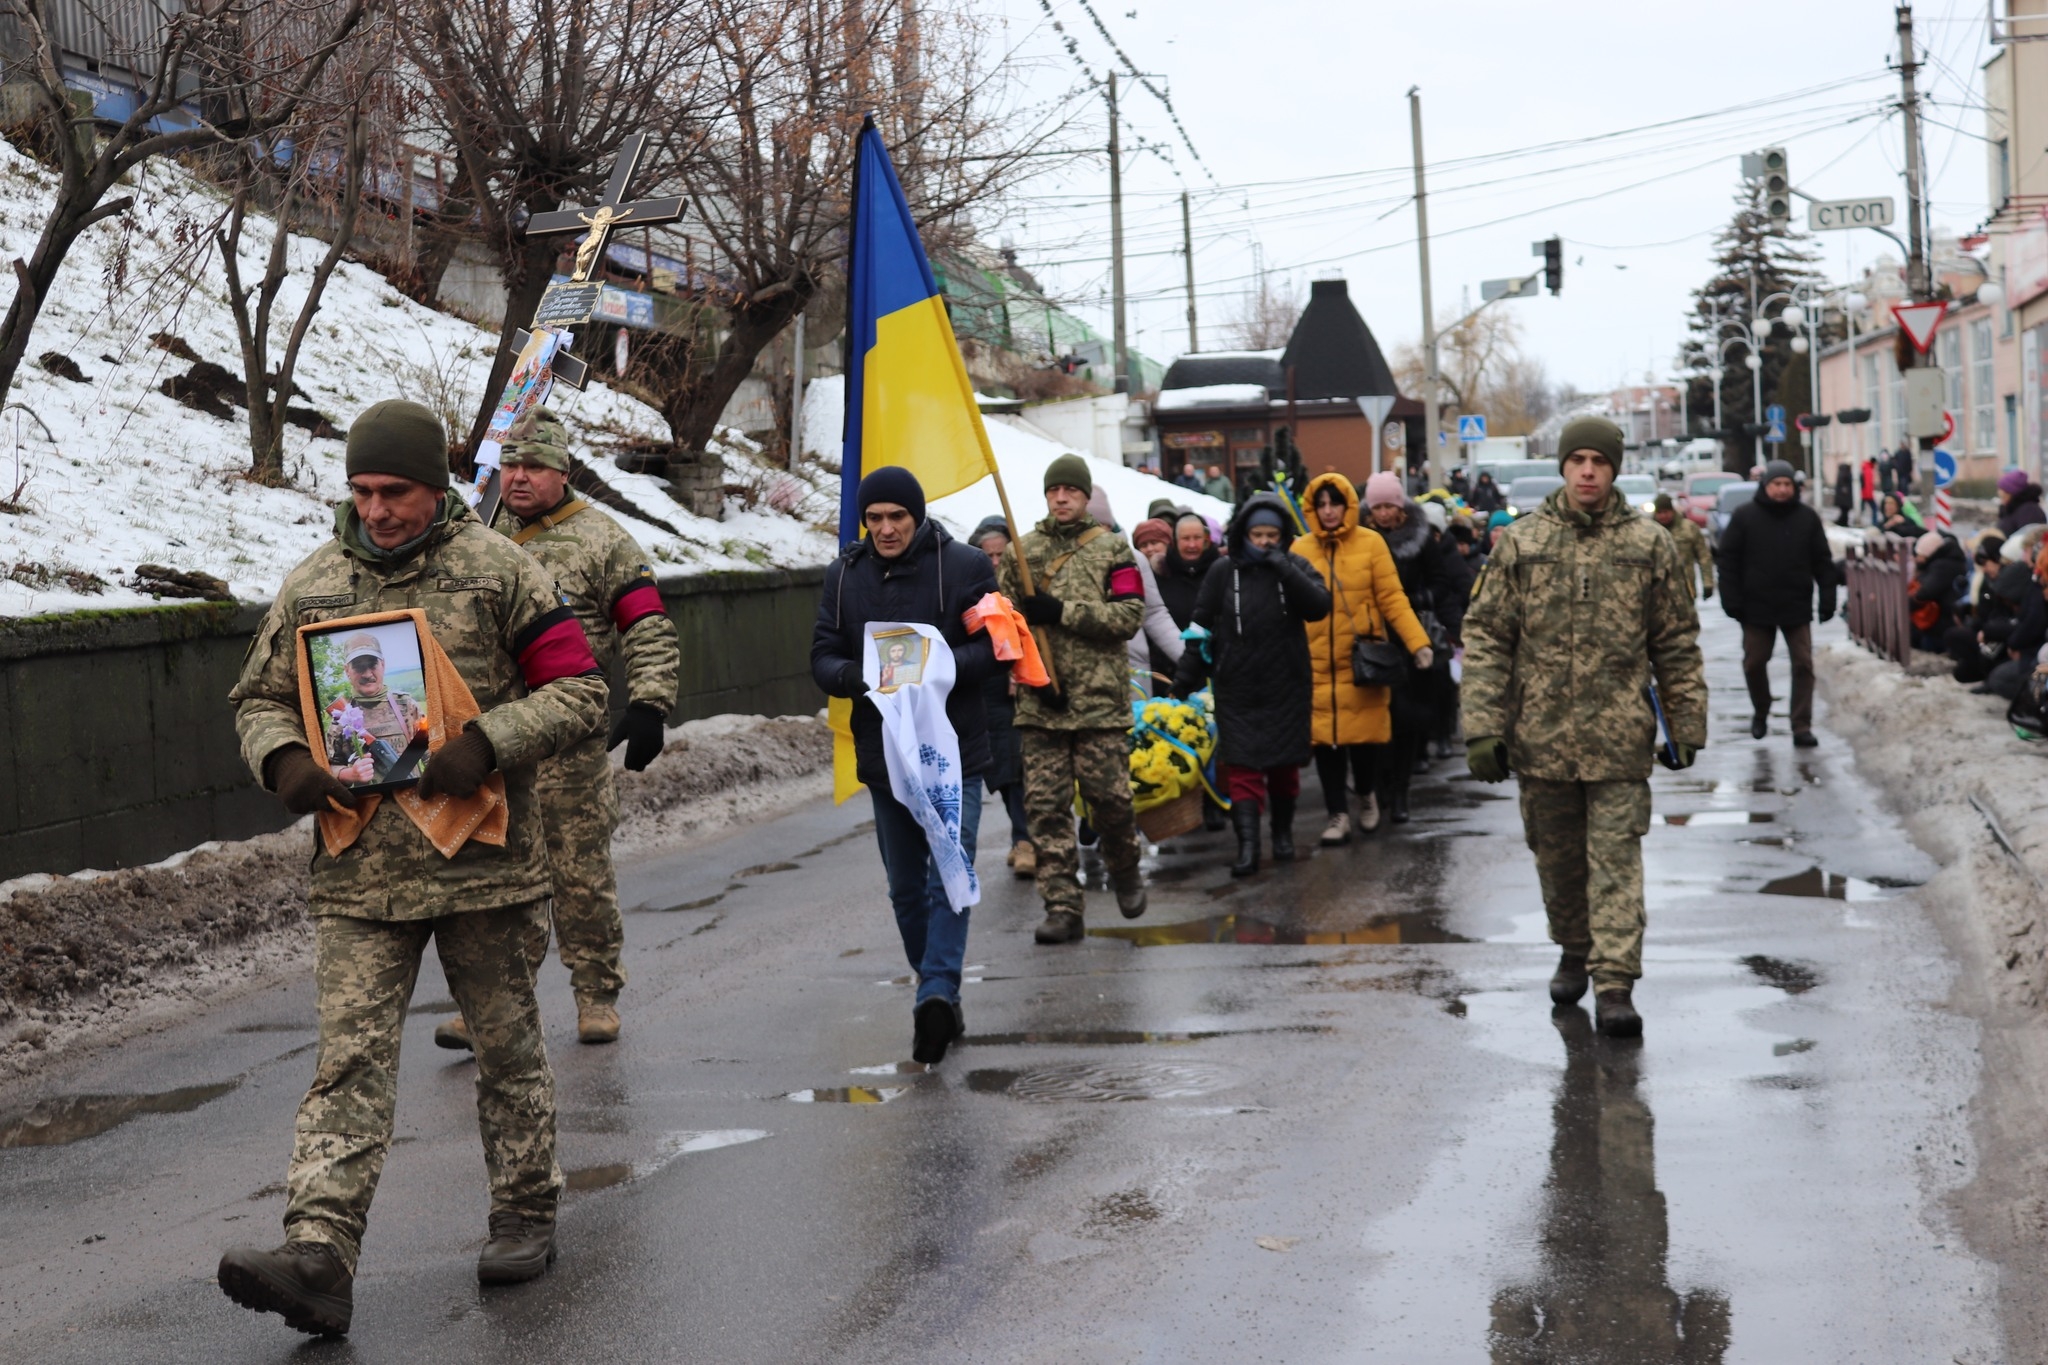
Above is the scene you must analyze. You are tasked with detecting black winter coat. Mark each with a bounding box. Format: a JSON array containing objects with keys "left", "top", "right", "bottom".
[
  {"left": 2010, "top": 586, "right": 2048, "bottom": 664},
  {"left": 1156, "top": 538, "right": 1217, "bottom": 629},
  {"left": 980, "top": 671, "right": 1022, "bottom": 791},
  {"left": 1910, "top": 538, "right": 1970, "bottom": 625},
  {"left": 1716, "top": 488, "right": 1837, "bottom": 628},
  {"left": 811, "top": 519, "right": 999, "bottom": 788},
  {"left": 1469, "top": 478, "right": 1506, "bottom": 514},
  {"left": 1372, "top": 499, "right": 1461, "bottom": 637},
  {"left": 1833, "top": 465, "right": 1854, "bottom": 510},
  {"left": 1173, "top": 494, "right": 1333, "bottom": 770},
  {"left": 1998, "top": 489, "right": 2046, "bottom": 536}
]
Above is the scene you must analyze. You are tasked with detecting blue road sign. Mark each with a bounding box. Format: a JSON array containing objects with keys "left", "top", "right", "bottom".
[
  {"left": 1933, "top": 448, "right": 1957, "bottom": 488},
  {"left": 1765, "top": 404, "right": 1785, "bottom": 425},
  {"left": 1458, "top": 415, "right": 1487, "bottom": 443},
  {"left": 1765, "top": 419, "right": 1786, "bottom": 444}
]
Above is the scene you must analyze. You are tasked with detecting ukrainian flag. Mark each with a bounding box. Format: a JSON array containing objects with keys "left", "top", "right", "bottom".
[{"left": 830, "top": 115, "right": 1000, "bottom": 802}]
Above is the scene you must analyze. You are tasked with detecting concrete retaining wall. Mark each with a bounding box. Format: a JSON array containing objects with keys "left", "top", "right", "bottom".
[{"left": 0, "top": 566, "right": 826, "bottom": 881}]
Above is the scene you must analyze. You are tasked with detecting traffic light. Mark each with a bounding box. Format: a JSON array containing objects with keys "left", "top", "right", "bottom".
[
  {"left": 1761, "top": 146, "right": 1791, "bottom": 233},
  {"left": 1534, "top": 236, "right": 1563, "bottom": 295}
]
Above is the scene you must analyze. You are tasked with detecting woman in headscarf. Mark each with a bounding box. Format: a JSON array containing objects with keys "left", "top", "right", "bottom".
[
  {"left": 1156, "top": 511, "right": 1226, "bottom": 829},
  {"left": 1291, "top": 473, "right": 1433, "bottom": 845}
]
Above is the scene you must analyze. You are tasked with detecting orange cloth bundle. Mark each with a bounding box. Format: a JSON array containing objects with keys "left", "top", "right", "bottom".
[
  {"left": 964, "top": 591, "right": 1051, "bottom": 688},
  {"left": 294, "top": 608, "right": 508, "bottom": 860}
]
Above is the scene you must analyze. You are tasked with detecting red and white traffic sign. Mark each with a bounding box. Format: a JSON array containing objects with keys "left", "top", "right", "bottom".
[{"left": 1891, "top": 300, "right": 1950, "bottom": 354}]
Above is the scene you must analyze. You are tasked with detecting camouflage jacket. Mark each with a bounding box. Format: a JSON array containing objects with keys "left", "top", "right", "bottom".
[
  {"left": 1462, "top": 487, "right": 1707, "bottom": 782},
  {"left": 999, "top": 513, "right": 1144, "bottom": 730},
  {"left": 491, "top": 497, "right": 681, "bottom": 715},
  {"left": 1663, "top": 514, "right": 1715, "bottom": 597},
  {"left": 231, "top": 496, "right": 609, "bottom": 920},
  {"left": 322, "top": 688, "right": 425, "bottom": 774}
]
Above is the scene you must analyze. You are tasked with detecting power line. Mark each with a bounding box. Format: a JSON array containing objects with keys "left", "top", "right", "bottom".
[{"left": 1058, "top": 0, "right": 1217, "bottom": 185}]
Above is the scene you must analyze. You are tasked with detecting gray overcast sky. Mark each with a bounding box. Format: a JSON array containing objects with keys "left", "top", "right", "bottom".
[{"left": 984, "top": 0, "right": 2002, "bottom": 395}]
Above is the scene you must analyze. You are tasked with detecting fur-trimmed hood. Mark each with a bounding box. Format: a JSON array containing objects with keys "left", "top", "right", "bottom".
[{"left": 1371, "top": 498, "right": 1433, "bottom": 562}]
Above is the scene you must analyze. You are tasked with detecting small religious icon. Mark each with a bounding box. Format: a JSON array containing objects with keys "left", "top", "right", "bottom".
[
  {"left": 569, "top": 204, "right": 622, "bottom": 282},
  {"left": 872, "top": 628, "right": 929, "bottom": 692}
]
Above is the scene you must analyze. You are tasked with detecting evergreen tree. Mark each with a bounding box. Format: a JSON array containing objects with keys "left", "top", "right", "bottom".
[{"left": 1677, "top": 181, "right": 1835, "bottom": 470}]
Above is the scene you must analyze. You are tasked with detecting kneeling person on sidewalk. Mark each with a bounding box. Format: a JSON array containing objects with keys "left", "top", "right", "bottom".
[
  {"left": 1001, "top": 454, "right": 1148, "bottom": 943},
  {"left": 1461, "top": 416, "right": 1707, "bottom": 1038},
  {"left": 219, "top": 400, "right": 610, "bottom": 1334},
  {"left": 434, "top": 408, "right": 681, "bottom": 1051}
]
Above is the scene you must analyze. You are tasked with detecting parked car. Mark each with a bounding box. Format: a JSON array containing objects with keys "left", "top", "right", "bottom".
[
  {"left": 1708, "top": 481, "right": 1758, "bottom": 549},
  {"left": 1505, "top": 475, "right": 1566, "bottom": 517},
  {"left": 1615, "top": 474, "right": 1659, "bottom": 516},
  {"left": 1683, "top": 472, "right": 1742, "bottom": 528},
  {"left": 1480, "top": 459, "right": 1561, "bottom": 488}
]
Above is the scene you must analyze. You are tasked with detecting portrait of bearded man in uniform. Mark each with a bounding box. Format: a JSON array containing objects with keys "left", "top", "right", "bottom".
[{"left": 308, "top": 627, "right": 428, "bottom": 786}]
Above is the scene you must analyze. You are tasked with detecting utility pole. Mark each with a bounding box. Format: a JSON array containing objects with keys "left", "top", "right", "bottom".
[
  {"left": 1897, "top": 4, "right": 1929, "bottom": 304},
  {"left": 1408, "top": 87, "right": 1440, "bottom": 484},
  {"left": 1107, "top": 71, "right": 1129, "bottom": 393},
  {"left": 1181, "top": 190, "right": 1198, "bottom": 354}
]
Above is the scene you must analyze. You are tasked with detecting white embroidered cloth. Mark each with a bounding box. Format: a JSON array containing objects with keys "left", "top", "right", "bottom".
[{"left": 862, "top": 621, "right": 980, "bottom": 913}]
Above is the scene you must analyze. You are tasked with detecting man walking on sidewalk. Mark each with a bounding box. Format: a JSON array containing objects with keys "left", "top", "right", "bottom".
[
  {"left": 1463, "top": 416, "right": 1707, "bottom": 1038},
  {"left": 1651, "top": 493, "right": 1714, "bottom": 601},
  {"left": 1715, "top": 458, "right": 1835, "bottom": 748},
  {"left": 1002, "top": 453, "right": 1148, "bottom": 944}
]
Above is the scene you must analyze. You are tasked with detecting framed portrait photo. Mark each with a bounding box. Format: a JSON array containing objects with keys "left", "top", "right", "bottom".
[
  {"left": 871, "top": 627, "right": 930, "bottom": 693},
  {"left": 302, "top": 618, "right": 433, "bottom": 792}
]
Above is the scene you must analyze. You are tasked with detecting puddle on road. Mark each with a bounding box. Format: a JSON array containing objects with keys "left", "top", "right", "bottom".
[
  {"left": 1090, "top": 912, "right": 1472, "bottom": 947},
  {"left": 1756, "top": 867, "right": 1918, "bottom": 901},
  {"left": 560, "top": 1129, "right": 770, "bottom": 1194},
  {"left": 566, "top": 1162, "right": 636, "bottom": 1192},
  {"left": 1774, "top": 1038, "right": 1817, "bottom": 1056},
  {"left": 964, "top": 1025, "right": 1332, "bottom": 1047},
  {"left": 639, "top": 893, "right": 725, "bottom": 914},
  {"left": 1740, "top": 954, "right": 1822, "bottom": 994},
  {"left": 1083, "top": 1188, "right": 1164, "bottom": 1231},
  {"left": 1653, "top": 811, "right": 1776, "bottom": 826},
  {"left": 965, "top": 1060, "right": 1236, "bottom": 1103},
  {"left": 785, "top": 1086, "right": 909, "bottom": 1104},
  {"left": 735, "top": 862, "right": 800, "bottom": 877},
  {"left": 849, "top": 1061, "right": 931, "bottom": 1075},
  {"left": 0, "top": 1080, "right": 239, "bottom": 1148}
]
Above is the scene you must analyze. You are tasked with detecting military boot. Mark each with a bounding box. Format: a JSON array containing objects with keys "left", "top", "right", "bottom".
[
  {"left": 1270, "top": 795, "right": 1297, "bottom": 862},
  {"left": 1111, "top": 865, "right": 1147, "bottom": 920},
  {"left": 217, "top": 1241, "right": 353, "bottom": 1337},
  {"left": 1008, "top": 840, "right": 1037, "bottom": 878},
  {"left": 478, "top": 1211, "right": 557, "bottom": 1285},
  {"left": 1548, "top": 952, "right": 1590, "bottom": 1006},
  {"left": 1033, "top": 909, "right": 1084, "bottom": 944},
  {"left": 1229, "top": 803, "right": 1261, "bottom": 878},
  {"left": 433, "top": 1014, "right": 473, "bottom": 1051},
  {"left": 577, "top": 1000, "right": 620, "bottom": 1045},
  {"left": 1595, "top": 987, "right": 1643, "bottom": 1039}
]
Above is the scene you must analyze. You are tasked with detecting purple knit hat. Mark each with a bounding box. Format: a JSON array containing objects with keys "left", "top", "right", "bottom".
[{"left": 1999, "top": 468, "right": 2030, "bottom": 497}]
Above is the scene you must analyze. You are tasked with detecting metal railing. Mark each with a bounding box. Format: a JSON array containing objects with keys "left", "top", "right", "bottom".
[{"left": 1842, "top": 534, "right": 1916, "bottom": 666}]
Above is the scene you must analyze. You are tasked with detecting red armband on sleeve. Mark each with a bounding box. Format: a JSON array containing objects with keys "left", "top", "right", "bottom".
[
  {"left": 610, "top": 567, "right": 665, "bottom": 633},
  {"left": 514, "top": 605, "right": 600, "bottom": 688},
  {"left": 1106, "top": 564, "right": 1144, "bottom": 601}
]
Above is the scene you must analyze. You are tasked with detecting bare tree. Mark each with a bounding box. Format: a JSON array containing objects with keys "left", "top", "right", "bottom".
[
  {"left": 1392, "top": 308, "right": 1556, "bottom": 438},
  {"left": 0, "top": 0, "right": 371, "bottom": 410},
  {"left": 397, "top": 0, "right": 706, "bottom": 456},
  {"left": 1222, "top": 267, "right": 1301, "bottom": 351}
]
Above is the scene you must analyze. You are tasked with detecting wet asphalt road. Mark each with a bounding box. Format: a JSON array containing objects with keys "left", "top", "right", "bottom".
[{"left": 0, "top": 610, "right": 2010, "bottom": 1362}]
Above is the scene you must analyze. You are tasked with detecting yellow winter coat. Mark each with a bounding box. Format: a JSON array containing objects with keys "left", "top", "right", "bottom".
[{"left": 1292, "top": 472, "right": 1433, "bottom": 746}]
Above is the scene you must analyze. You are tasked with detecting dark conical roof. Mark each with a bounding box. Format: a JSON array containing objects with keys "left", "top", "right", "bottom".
[{"left": 1280, "top": 279, "right": 1400, "bottom": 401}]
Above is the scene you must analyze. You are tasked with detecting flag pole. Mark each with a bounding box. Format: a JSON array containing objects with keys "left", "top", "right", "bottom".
[{"left": 990, "top": 464, "right": 1059, "bottom": 692}]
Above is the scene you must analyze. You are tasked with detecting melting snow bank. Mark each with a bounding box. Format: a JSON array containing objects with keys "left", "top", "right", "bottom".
[
  {"left": 0, "top": 713, "right": 831, "bottom": 1087},
  {"left": 1819, "top": 639, "right": 2048, "bottom": 1360}
]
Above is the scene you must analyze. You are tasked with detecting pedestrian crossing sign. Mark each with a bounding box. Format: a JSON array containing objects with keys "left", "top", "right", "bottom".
[
  {"left": 1765, "top": 419, "right": 1786, "bottom": 443},
  {"left": 1458, "top": 415, "right": 1487, "bottom": 443}
]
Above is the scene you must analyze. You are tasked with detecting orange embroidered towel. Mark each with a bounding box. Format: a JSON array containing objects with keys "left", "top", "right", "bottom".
[
  {"left": 295, "top": 609, "right": 508, "bottom": 860},
  {"left": 964, "top": 591, "right": 1051, "bottom": 688}
]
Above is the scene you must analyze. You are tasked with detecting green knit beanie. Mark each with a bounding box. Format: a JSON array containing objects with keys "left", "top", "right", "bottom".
[
  {"left": 346, "top": 399, "right": 449, "bottom": 489},
  {"left": 1557, "top": 416, "right": 1624, "bottom": 471},
  {"left": 499, "top": 405, "right": 571, "bottom": 472},
  {"left": 1044, "top": 452, "right": 1093, "bottom": 494}
]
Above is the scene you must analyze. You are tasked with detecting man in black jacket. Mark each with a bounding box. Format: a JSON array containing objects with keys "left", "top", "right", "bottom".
[
  {"left": 1716, "top": 459, "right": 1836, "bottom": 748},
  {"left": 811, "top": 468, "right": 999, "bottom": 1064}
]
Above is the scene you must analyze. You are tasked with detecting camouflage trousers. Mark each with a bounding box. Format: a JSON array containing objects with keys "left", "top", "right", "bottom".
[
  {"left": 286, "top": 900, "right": 560, "bottom": 1271},
  {"left": 1517, "top": 777, "right": 1652, "bottom": 989},
  {"left": 1021, "top": 725, "right": 1139, "bottom": 916},
  {"left": 535, "top": 734, "right": 625, "bottom": 1006}
]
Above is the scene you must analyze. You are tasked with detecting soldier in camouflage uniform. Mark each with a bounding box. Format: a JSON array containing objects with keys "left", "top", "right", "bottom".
[
  {"left": 1651, "top": 493, "right": 1715, "bottom": 600},
  {"left": 1001, "top": 453, "right": 1148, "bottom": 944},
  {"left": 433, "top": 408, "right": 680, "bottom": 1050},
  {"left": 322, "top": 632, "right": 426, "bottom": 783},
  {"left": 1462, "top": 416, "right": 1707, "bottom": 1038},
  {"left": 218, "top": 400, "right": 608, "bottom": 1335}
]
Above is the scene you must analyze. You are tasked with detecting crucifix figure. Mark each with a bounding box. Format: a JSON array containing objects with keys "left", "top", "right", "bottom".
[{"left": 526, "top": 132, "right": 684, "bottom": 288}]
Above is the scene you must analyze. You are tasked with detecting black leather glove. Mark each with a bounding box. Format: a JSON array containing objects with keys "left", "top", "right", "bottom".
[
  {"left": 266, "top": 744, "right": 359, "bottom": 815},
  {"left": 1659, "top": 742, "right": 1699, "bottom": 772},
  {"left": 1020, "top": 593, "right": 1064, "bottom": 626},
  {"left": 418, "top": 725, "right": 497, "bottom": 800},
  {"left": 1465, "top": 736, "right": 1510, "bottom": 784},
  {"left": 1701, "top": 585, "right": 1715, "bottom": 599},
  {"left": 608, "top": 703, "right": 667, "bottom": 772}
]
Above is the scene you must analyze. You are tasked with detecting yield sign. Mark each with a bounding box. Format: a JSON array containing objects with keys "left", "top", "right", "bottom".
[{"left": 1891, "top": 300, "right": 1949, "bottom": 354}]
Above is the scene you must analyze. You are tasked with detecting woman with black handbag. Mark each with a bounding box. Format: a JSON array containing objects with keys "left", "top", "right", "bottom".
[
  {"left": 1293, "top": 474, "right": 1434, "bottom": 845},
  {"left": 1362, "top": 471, "right": 1454, "bottom": 825}
]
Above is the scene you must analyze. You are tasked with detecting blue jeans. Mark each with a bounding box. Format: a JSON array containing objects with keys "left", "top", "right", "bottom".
[{"left": 870, "top": 782, "right": 980, "bottom": 1006}]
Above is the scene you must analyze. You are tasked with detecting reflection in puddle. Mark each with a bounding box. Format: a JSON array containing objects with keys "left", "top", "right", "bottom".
[
  {"left": 849, "top": 1061, "right": 931, "bottom": 1075},
  {"left": 966, "top": 1060, "right": 1235, "bottom": 1103},
  {"left": 1653, "top": 811, "right": 1775, "bottom": 826},
  {"left": 0, "top": 1080, "right": 239, "bottom": 1148},
  {"left": 1756, "top": 867, "right": 1914, "bottom": 901},
  {"left": 565, "top": 1161, "right": 635, "bottom": 1192},
  {"left": 966, "top": 1025, "right": 1331, "bottom": 1047},
  {"left": 1740, "top": 954, "right": 1821, "bottom": 994},
  {"left": 1773, "top": 1038, "right": 1817, "bottom": 1057},
  {"left": 785, "top": 1086, "right": 908, "bottom": 1104},
  {"left": 1489, "top": 1008, "right": 1731, "bottom": 1360},
  {"left": 1089, "top": 912, "right": 1472, "bottom": 947},
  {"left": 561, "top": 1129, "right": 770, "bottom": 1195}
]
